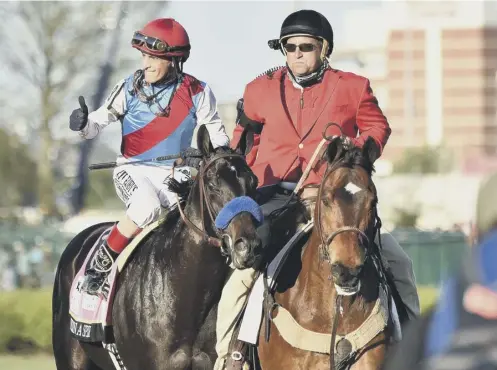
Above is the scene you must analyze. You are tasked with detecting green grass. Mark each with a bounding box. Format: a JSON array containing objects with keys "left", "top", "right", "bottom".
[
  {"left": 418, "top": 285, "right": 439, "bottom": 312},
  {"left": 0, "top": 285, "right": 440, "bottom": 370},
  {"left": 0, "top": 288, "right": 52, "bottom": 352},
  {"left": 0, "top": 354, "right": 55, "bottom": 370}
]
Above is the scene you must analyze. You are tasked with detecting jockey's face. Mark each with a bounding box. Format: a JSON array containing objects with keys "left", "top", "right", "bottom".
[
  {"left": 141, "top": 52, "right": 172, "bottom": 84},
  {"left": 284, "top": 35, "right": 322, "bottom": 76}
]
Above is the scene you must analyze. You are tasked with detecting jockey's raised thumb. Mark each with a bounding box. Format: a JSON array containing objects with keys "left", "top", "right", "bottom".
[
  {"left": 69, "top": 95, "right": 89, "bottom": 132},
  {"left": 78, "top": 96, "right": 88, "bottom": 115}
]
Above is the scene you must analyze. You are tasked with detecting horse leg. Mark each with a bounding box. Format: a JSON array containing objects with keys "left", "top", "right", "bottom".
[
  {"left": 192, "top": 304, "right": 218, "bottom": 370},
  {"left": 52, "top": 334, "right": 102, "bottom": 370}
]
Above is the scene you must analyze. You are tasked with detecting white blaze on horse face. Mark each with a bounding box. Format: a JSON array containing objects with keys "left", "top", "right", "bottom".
[{"left": 344, "top": 182, "right": 362, "bottom": 195}]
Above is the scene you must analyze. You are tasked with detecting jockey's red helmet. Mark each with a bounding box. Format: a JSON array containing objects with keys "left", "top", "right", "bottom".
[{"left": 131, "top": 18, "right": 191, "bottom": 62}]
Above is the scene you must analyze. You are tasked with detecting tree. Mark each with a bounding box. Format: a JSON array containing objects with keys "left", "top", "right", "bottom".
[
  {"left": 392, "top": 145, "right": 454, "bottom": 174},
  {"left": 0, "top": 128, "right": 37, "bottom": 208},
  {"left": 393, "top": 208, "right": 420, "bottom": 228},
  {"left": 0, "top": 1, "right": 165, "bottom": 217}
]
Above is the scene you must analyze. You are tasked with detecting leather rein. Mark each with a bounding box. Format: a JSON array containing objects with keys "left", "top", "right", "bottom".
[{"left": 175, "top": 152, "right": 245, "bottom": 251}]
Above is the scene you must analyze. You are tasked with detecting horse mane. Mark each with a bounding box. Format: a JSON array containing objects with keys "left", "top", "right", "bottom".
[
  {"left": 166, "top": 146, "right": 239, "bottom": 202},
  {"left": 166, "top": 177, "right": 194, "bottom": 203}
]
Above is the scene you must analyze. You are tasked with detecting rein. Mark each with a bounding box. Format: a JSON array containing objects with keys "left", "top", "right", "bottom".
[
  {"left": 315, "top": 158, "right": 375, "bottom": 262},
  {"left": 176, "top": 152, "right": 245, "bottom": 250}
]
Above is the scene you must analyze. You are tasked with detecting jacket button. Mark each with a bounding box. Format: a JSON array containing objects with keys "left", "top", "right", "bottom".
[{"left": 299, "top": 143, "right": 304, "bottom": 149}]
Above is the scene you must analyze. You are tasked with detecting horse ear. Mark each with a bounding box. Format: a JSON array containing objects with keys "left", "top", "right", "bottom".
[
  {"left": 326, "top": 136, "right": 344, "bottom": 163},
  {"left": 362, "top": 137, "right": 380, "bottom": 164},
  {"left": 235, "top": 128, "right": 254, "bottom": 156},
  {"left": 197, "top": 124, "right": 215, "bottom": 157}
]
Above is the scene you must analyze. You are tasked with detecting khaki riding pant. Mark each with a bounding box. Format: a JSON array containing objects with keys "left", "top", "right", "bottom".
[{"left": 213, "top": 229, "right": 420, "bottom": 370}]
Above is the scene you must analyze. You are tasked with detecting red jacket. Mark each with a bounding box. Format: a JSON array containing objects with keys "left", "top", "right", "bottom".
[{"left": 231, "top": 67, "right": 391, "bottom": 188}]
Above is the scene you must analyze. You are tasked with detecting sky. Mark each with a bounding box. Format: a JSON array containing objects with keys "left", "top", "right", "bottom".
[{"left": 163, "top": 1, "right": 382, "bottom": 103}]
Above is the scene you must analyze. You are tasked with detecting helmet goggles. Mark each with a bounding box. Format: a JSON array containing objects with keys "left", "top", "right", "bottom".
[{"left": 131, "top": 31, "right": 169, "bottom": 53}]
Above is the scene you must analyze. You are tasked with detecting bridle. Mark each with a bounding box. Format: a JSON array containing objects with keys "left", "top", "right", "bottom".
[
  {"left": 314, "top": 156, "right": 384, "bottom": 370},
  {"left": 315, "top": 158, "right": 379, "bottom": 265},
  {"left": 176, "top": 151, "right": 247, "bottom": 255}
]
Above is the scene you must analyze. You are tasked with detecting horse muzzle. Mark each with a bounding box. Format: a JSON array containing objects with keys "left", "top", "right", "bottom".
[
  {"left": 227, "top": 235, "right": 262, "bottom": 269},
  {"left": 331, "top": 263, "right": 362, "bottom": 296}
]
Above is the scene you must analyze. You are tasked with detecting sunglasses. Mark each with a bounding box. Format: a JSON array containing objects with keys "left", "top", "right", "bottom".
[
  {"left": 131, "top": 32, "right": 168, "bottom": 52},
  {"left": 283, "top": 43, "right": 319, "bottom": 53}
]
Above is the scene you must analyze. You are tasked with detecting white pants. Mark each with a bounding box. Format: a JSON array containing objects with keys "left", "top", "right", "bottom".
[{"left": 112, "top": 164, "right": 191, "bottom": 228}]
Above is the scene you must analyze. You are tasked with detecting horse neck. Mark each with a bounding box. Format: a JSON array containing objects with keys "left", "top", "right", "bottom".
[
  {"left": 301, "top": 233, "right": 380, "bottom": 333},
  {"left": 141, "top": 180, "right": 227, "bottom": 305}
]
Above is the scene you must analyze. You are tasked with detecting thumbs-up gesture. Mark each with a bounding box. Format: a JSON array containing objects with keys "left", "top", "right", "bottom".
[{"left": 69, "top": 96, "right": 89, "bottom": 131}]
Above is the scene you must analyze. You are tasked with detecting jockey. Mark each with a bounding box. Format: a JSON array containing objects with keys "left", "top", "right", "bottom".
[
  {"left": 214, "top": 9, "right": 420, "bottom": 370},
  {"left": 69, "top": 18, "right": 229, "bottom": 297}
]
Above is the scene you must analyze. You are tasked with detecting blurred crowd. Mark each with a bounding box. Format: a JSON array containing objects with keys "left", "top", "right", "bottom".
[{"left": 0, "top": 226, "right": 71, "bottom": 291}]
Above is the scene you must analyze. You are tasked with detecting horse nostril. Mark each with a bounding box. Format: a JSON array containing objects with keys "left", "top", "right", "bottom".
[
  {"left": 331, "top": 263, "right": 346, "bottom": 281},
  {"left": 330, "top": 263, "right": 362, "bottom": 283},
  {"left": 234, "top": 238, "right": 250, "bottom": 253},
  {"left": 349, "top": 266, "right": 361, "bottom": 278}
]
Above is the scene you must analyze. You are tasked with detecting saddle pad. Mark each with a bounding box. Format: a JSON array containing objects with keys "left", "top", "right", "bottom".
[{"left": 69, "top": 219, "right": 161, "bottom": 343}]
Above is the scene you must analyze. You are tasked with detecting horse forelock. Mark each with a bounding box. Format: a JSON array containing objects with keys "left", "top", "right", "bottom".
[
  {"left": 212, "top": 146, "right": 237, "bottom": 155},
  {"left": 328, "top": 143, "right": 376, "bottom": 176}
]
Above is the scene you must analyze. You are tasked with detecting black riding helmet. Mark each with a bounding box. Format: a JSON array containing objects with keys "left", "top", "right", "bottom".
[{"left": 268, "top": 9, "right": 334, "bottom": 58}]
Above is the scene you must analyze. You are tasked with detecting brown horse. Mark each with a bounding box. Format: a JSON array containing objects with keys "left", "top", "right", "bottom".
[{"left": 257, "top": 136, "right": 402, "bottom": 370}]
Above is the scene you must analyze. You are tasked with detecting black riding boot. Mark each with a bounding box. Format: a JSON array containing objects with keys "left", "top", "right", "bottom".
[{"left": 81, "top": 237, "right": 119, "bottom": 298}]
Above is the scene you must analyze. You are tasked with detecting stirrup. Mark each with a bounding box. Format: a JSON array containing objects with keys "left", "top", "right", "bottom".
[
  {"left": 81, "top": 240, "right": 116, "bottom": 298},
  {"left": 81, "top": 272, "right": 111, "bottom": 298}
]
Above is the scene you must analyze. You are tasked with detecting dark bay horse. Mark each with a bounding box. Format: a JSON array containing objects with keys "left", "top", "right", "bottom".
[
  {"left": 53, "top": 126, "right": 262, "bottom": 370},
  {"left": 257, "top": 136, "right": 404, "bottom": 370}
]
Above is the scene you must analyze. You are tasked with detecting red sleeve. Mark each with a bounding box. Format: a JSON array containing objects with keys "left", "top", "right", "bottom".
[
  {"left": 230, "top": 84, "right": 263, "bottom": 167},
  {"left": 231, "top": 126, "right": 260, "bottom": 166},
  {"left": 350, "top": 79, "right": 391, "bottom": 155}
]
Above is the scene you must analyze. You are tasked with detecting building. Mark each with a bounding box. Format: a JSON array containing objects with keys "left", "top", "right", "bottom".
[
  {"left": 219, "top": 1, "right": 497, "bottom": 176},
  {"left": 335, "top": 1, "right": 497, "bottom": 174},
  {"left": 386, "top": 1, "right": 497, "bottom": 173}
]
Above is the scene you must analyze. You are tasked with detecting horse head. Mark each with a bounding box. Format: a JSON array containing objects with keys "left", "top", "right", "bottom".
[
  {"left": 316, "top": 135, "right": 380, "bottom": 295},
  {"left": 180, "top": 125, "right": 262, "bottom": 269}
]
